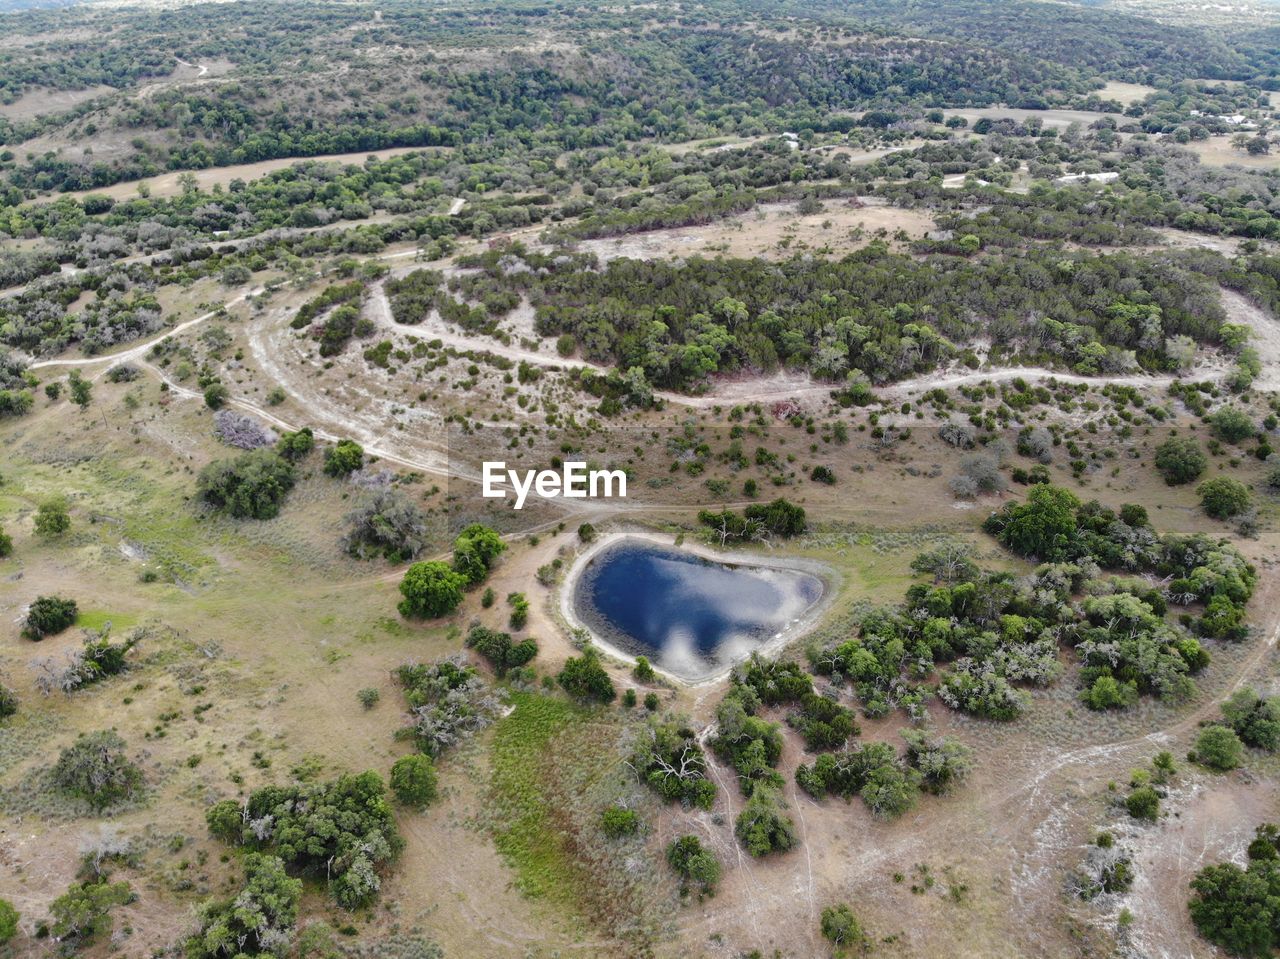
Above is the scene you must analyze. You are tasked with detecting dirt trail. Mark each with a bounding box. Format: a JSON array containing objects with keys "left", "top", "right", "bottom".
[{"left": 1221, "top": 288, "right": 1280, "bottom": 390}]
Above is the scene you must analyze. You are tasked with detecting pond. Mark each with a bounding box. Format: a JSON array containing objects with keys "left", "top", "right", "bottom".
[{"left": 570, "top": 537, "right": 826, "bottom": 682}]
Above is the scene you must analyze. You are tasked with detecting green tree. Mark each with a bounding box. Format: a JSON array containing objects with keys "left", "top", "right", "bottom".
[
  {"left": 197, "top": 450, "right": 297, "bottom": 520},
  {"left": 33, "top": 499, "right": 71, "bottom": 537},
  {"left": 558, "top": 649, "right": 616, "bottom": 702},
  {"left": 68, "top": 371, "right": 92, "bottom": 410},
  {"left": 820, "top": 904, "right": 866, "bottom": 951},
  {"left": 22, "top": 594, "right": 77, "bottom": 639},
  {"left": 989, "top": 484, "right": 1080, "bottom": 559},
  {"left": 48, "top": 880, "right": 133, "bottom": 946},
  {"left": 451, "top": 524, "right": 506, "bottom": 585},
  {"left": 1154, "top": 437, "right": 1207, "bottom": 485},
  {"left": 324, "top": 439, "right": 364, "bottom": 477},
  {"left": 186, "top": 854, "right": 301, "bottom": 959},
  {"left": 666, "top": 835, "right": 720, "bottom": 894},
  {"left": 1196, "top": 725, "right": 1245, "bottom": 771},
  {"left": 398, "top": 561, "right": 467, "bottom": 618},
  {"left": 390, "top": 754, "right": 438, "bottom": 809},
  {"left": 734, "top": 785, "right": 796, "bottom": 857},
  {"left": 1198, "top": 477, "right": 1252, "bottom": 520}
]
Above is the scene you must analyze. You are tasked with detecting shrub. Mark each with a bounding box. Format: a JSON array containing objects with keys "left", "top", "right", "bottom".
[
  {"left": 466, "top": 625, "right": 537, "bottom": 675},
  {"left": 1198, "top": 477, "right": 1252, "bottom": 520},
  {"left": 324, "top": 439, "right": 365, "bottom": 477},
  {"left": 275, "top": 426, "right": 315, "bottom": 462},
  {"left": 1222, "top": 688, "right": 1280, "bottom": 751},
  {"left": 1081, "top": 674, "right": 1138, "bottom": 711},
  {"left": 667, "top": 835, "right": 720, "bottom": 895},
  {"left": 0, "top": 899, "right": 16, "bottom": 945},
  {"left": 22, "top": 595, "right": 77, "bottom": 639},
  {"left": 601, "top": 806, "right": 641, "bottom": 838},
  {"left": 52, "top": 731, "right": 143, "bottom": 810},
  {"left": 558, "top": 649, "right": 615, "bottom": 702},
  {"left": 901, "top": 730, "right": 973, "bottom": 795},
  {"left": 186, "top": 854, "right": 300, "bottom": 959},
  {"left": 213, "top": 409, "right": 276, "bottom": 450},
  {"left": 197, "top": 450, "right": 296, "bottom": 519},
  {"left": 395, "top": 657, "right": 503, "bottom": 756},
  {"left": 1125, "top": 785, "right": 1161, "bottom": 821},
  {"left": 0, "top": 525, "right": 11, "bottom": 557},
  {"left": 1154, "top": 437, "right": 1207, "bottom": 485},
  {"left": 1196, "top": 726, "right": 1245, "bottom": 771},
  {"left": 632, "top": 656, "right": 656, "bottom": 683},
  {"left": 578, "top": 522, "right": 597, "bottom": 543},
  {"left": 1189, "top": 824, "right": 1280, "bottom": 956},
  {"left": 33, "top": 499, "right": 70, "bottom": 537},
  {"left": 357, "top": 687, "right": 380, "bottom": 710},
  {"left": 0, "top": 682, "right": 16, "bottom": 719},
  {"left": 398, "top": 561, "right": 467, "bottom": 619},
  {"left": 1211, "top": 407, "right": 1255, "bottom": 443},
  {"left": 343, "top": 489, "right": 430, "bottom": 562},
  {"left": 203, "top": 382, "right": 229, "bottom": 409},
  {"left": 507, "top": 591, "right": 529, "bottom": 630},
  {"left": 390, "top": 754, "right": 439, "bottom": 808}
]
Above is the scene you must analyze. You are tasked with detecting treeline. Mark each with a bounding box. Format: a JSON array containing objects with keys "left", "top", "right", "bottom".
[{"left": 458, "top": 243, "right": 1228, "bottom": 391}]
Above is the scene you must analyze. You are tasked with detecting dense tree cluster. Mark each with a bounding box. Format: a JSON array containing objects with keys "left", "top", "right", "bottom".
[
  {"left": 395, "top": 656, "right": 504, "bottom": 756},
  {"left": 206, "top": 771, "right": 402, "bottom": 909},
  {"left": 1189, "top": 824, "right": 1280, "bottom": 956}
]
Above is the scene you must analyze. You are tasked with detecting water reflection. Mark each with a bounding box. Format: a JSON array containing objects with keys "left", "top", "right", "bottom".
[{"left": 574, "top": 539, "right": 824, "bottom": 682}]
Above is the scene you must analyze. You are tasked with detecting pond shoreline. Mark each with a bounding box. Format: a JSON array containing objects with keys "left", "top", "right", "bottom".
[{"left": 557, "top": 527, "right": 839, "bottom": 687}]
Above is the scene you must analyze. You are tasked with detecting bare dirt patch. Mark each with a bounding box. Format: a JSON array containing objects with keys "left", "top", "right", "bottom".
[{"left": 0, "top": 86, "right": 113, "bottom": 121}]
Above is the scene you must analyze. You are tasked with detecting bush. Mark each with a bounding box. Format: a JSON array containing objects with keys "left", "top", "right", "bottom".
[
  {"left": 507, "top": 591, "right": 529, "bottom": 630},
  {"left": 578, "top": 522, "right": 597, "bottom": 543},
  {"left": 1189, "top": 824, "right": 1280, "bottom": 956},
  {"left": 1198, "top": 477, "right": 1252, "bottom": 520},
  {"left": 0, "top": 524, "right": 11, "bottom": 557},
  {"left": 22, "top": 595, "right": 77, "bottom": 639},
  {"left": 1222, "top": 688, "right": 1280, "bottom": 751},
  {"left": 213, "top": 409, "right": 276, "bottom": 450},
  {"left": 0, "top": 899, "right": 16, "bottom": 945},
  {"left": 666, "top": 835, "right": 720, "bottom": 895},
  {"left": 390, "top": 754, "right": 439, "bottom": 808},
  {"left": 632, "top": 656, "right": 656, "bottom": 683},
  {"left": 0, "top": 682, "right": 16, "bottom": 719},
  {"left": 324, "top": 439, "right": 365, "bottom": 477},
  {"left": 1081, "top": 674, "right": 1137, "bottom": 711},
  {"left": 1154, "top": 437, "right": 1207, "bottom": 485},
  {"left": 203, "top": 382, "right": 229, "bottom": 410},
  {"left": 398, "top": 561, "right": 467, "bottom": 618},
  {"left": 1211, "top": 407, "right": 1256, "bottom": 443},
  {"left": 343, "top": 489, "right": 430, "bottom": 561},
  {"left": 820, "top": 904, "right": 866, "bottom": 950},
  {"left": 632, "top": 718, "right": 716, "bottom": 808},
  {"left": 197, "top": 450, "right": 296, "bottom": 519},
  {"left": 466, "top": 625, "right": 537, "bottom": 675},
  {"left": 52, "top": 731, "right": 143, "bottom": 810},
  {"left": 275, "top": 426, "right": 315, "bottom": 462},
  {"left": 33, "top": 499, "right": 70, "bottom": 537},
  {"left": 357, "top": 687, "right": 380, "bottom": 710},
  {"left": 1125, "top": 785, "right": 1161, "bottom": 821},
  {"left": 734, "top": 786, "right": 796, "bottom": 857},
  {"left": 186, "top": 854, "right": 300, "bottom": 959},
  {"left": 601, "top": 806, "right": 641, "bottom": 838},
  {"left": 1196, "top": 725, "right": 1245, "bottom": 771},
  {"left": 558, "top": 649, "right": 615, "bottom": 702}
]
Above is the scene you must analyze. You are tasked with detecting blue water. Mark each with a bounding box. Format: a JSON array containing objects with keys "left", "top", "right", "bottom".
[{"left": 574, "top": 539, "right": 824, "bottom": 681}]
